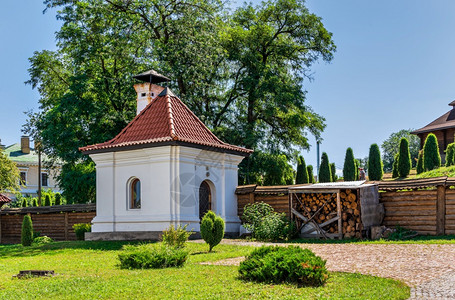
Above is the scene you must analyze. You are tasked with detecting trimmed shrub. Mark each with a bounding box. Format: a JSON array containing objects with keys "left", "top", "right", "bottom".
[
  {"left": 392, "top": 153, "right": 399, "bottom": 178},
  {"left": 295, "top": 156, "right": 309, "bottom": 184},
  {"left": 397, "top": 138, "right": 411, "bottom": 178},
  {"left": 355, "top": 159, "right": 360, "bottom": 180},
  {"left": 161, "top": 224, "right": 193, "bottom": 248},
  {"left": 423, "top": 133, "right": 441, "bottom": 171},
  {"left": 44, "top": 194, "right": 51, "bottom": 206},
  {"left": 416, "top": 150, "right": 424, "bottom": 174},
  {"left": 21, "top": 198, "right": 28, "bottom": 207},
  {"left": 239, "top": 246, "right": 328, "bottom": 286},
  {"left": 330, "top": 163, "right": 337, "bottom": 182},
  {"left": 368, "top": 144, "right": 383, "bottom": 181},
  {"left": 343, "top": 148, "right": 356, "bottom": 181},
  {"left": 318, "top": 152, "right": 331, "bottom": 183},
  {"left": 72, "top": 223, "right": 91, "bottom": 240},
  {"left": 307, "top": 165, "right": 315, "bottom": 183},
  {"left": 200, "top": 211, "right": 224, "bottom": 252},
  {"left": 242, "top": 202, "right": 274, "bottom": 232},
  {"left": 118, "top": 244, "right": 188, "bottom": 269},
  {"left": 33, "top": 236, "right": 54, "bottom": 245},
  {"left": 446, "top": 143, "right": 455, "bottom": 167},
  {"left": 32, "top": 198, "right": 38, "bottom": 207},
  {"left": 21, "top": 215, "right": 34, "bottom": 246},
  {"left": 54, "top": 193, "right": 62, "bottom": 205}
]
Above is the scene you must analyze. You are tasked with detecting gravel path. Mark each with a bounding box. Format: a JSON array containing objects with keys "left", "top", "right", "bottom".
[{"left": 198, "top": 240, "right": 455, "bottom": 299}]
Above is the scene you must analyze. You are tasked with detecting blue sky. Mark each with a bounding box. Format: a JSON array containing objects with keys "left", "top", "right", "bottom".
[{"left": 1, "top": 1, "right": 455, "bottom": 175}]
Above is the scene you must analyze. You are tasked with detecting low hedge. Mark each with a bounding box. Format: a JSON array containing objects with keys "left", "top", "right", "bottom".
[
  {"left": 239, "top": 246, "right": 328, "bottom": 286},
  {"left": 118, "top": 244, "right": 188, "bottom": 269}
]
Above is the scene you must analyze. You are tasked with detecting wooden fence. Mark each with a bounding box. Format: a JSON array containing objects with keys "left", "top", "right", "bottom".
[
  {"left": 236, "top": 177, "right": 455, "bottom": 236},
  {"left": 0, "top": 204, "right": 95, "bottom": 244}
]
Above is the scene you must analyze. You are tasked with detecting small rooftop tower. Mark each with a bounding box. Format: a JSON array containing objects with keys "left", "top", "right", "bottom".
[{"left": 133, "top": 70, "right": 171, "bottom": 115}]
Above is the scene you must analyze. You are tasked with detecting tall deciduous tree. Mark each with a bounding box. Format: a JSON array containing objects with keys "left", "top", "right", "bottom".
[
  {"left": 397, "top": 138, "right": 411, "bottom": 178},
  {"left": 0, "top": 149, "right": 20, "bottom": 194},
  {"left": 295, "top": 156, "right": 309, "bottom": 184},
  {"left": 381, "top": 129, "right": 420, "bottom": 172},
  {"left": 368, "top": 144, "right": 383, "bottom": 181},
  {"left": 318, "top": 152, "right": 331, "bottom": 183},
  {"left": 423, "top": 133, "right": 441, "bottom": 171},
  {"left": 343, "top": 148, "right": 356, "bottom": 181}
]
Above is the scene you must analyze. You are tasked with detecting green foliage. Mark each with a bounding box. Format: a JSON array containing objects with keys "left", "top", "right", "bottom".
[
  {"left": 200, "top": 211, "right": 224, "bottom": 252},
  {"left": 161, "top": 225, "right": 193, "bottom": 249},
  {"left": 318, "top": 152, "right": 331, "bottom": 183},
  {"left": 330, "top": 163, "right": 337, "bottom": 182},
  {"left": 386, "top": 226, "right": 417, "bottom": 241},
  {"left": 118, "top": 244, "right": 188, "bottom": 269},
  {"left": 242, "top": 202, "right": 297, "bottom": 241},
  {"left": 21, "top": 198, "right": 28, "bottom": 207},
  {"left": 72, "top": 223, "right": 92, "bottom": 241},
  {"left": 54, "top": 193, "right": 62, "bottom": 205},
  {"left": 416, "top": 150, "right": 424, "bottom": 174},
  {"left": 0, "top": 148, "right": 20, "bottom": 193},
  {"left": 32, "top": 198, "right": 38, "bottom": 207},
  {"left": 423, "top": 133, "right": 441, "bottom": 171},
  {"left": 307, "top": 165, "right": 315, "bottom": 183},
  {"left": 239, "top": 246, "right": 328, "bottom": 286},
  {"left": 446, "top": 143, "right": 455, "bottom": 167},
  {"left": 343, "top": 148, "right": 356, "bottom": 181},
  {"left": 381, "top": 129, "right": 420, "bottom": 172},
  {"left": 44, "top": 194, "right": 52, "bottom": 206},
  {"left": 33, "top": 236, "right": 54, "bottom": 245},
  {"left": 368, "top": 144, "right": 383, "bottom": 181},
  {"left": 21, "top": 215, "right": 34, "bottom": 247},
  {"left": 392, "top": 153, "right": 399, "bottom": 178},
  {"left": 397, "top": 138, "right": 411, "bottom": 178},
  {"left": 295, "top": 156, "right": 309, "bottom": 184},
  {"left": 239, "top": 151, "right": 294, "bottom": 185}
]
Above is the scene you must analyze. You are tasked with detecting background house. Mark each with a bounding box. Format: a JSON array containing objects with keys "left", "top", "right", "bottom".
[
  {"left": 2, "top": 136, "right": 61, "bottom": 199},
  {"left": 412, "top": 101, "right": 455, "bottom": 163}
]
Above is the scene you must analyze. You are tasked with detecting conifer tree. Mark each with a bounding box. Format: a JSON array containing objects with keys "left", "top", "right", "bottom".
[
  {"left": 21, "top": 198, "right": 28, "bottom": 207},
  {"left": 295, "top": 156, "right": 309, "bottom": 184},
  {"left": 32, "top": 198, "right": 38, "bottom": 207},
  {"left": 423, "top": 133, "right": 441, "bottom": 171},
  {"left": 445, "top": 143, "right": 455, "bottom": 167},
  {"left": 44, "top": 194, "right": 51, "bottom": 206},
  {"left": 368, "top": 143, "right": 383, "bottom": 181},
  {"left": 307, "top": 165, "right": 315, "bottom": 183},
  {"left": 21, "top": 215, "right": 33, "bottom": 246},
  {"left": 397, "top": 138, "right": 411, "bottom": 178},
  {"left": 392, "top": 153, "right": 399, "bottom": 178},
  {"left": 343, "top": 148, "right": 356, "bottom": 181},
  {"left": 330, "top": 163, "right": 337, "bottom": 182},
  {"left": 55, "top": 193, "right": 62, "bottom": 205},
  {"left": 416, "top": 150, "right": 424, "bottom": 174},
  {"left": 318, "top": 152, "right": 332, "bottom": 183}
]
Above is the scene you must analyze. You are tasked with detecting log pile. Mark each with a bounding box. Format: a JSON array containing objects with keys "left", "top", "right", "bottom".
[{"left": 296, "top": 189, "right": 362, "bottom": 238}]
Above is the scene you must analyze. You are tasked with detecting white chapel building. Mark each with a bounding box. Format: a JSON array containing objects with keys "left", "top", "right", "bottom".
[{"left": 81, "top": 70, "right": 252, "bottom": 240}]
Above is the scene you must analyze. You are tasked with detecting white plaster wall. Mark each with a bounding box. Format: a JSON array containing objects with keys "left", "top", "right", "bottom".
[{"left": 89, "top": 145, "right": 245, "bottom": 234}]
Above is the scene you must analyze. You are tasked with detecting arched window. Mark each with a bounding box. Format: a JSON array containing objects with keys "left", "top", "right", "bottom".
[
  {"left": 129, "top": 178, "right": 141, "bottom": 209},
  {"left": 199, "top": 181, "right": 211, "bottom": 219}
]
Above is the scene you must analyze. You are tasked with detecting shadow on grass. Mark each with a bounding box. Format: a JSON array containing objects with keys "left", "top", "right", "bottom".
[{"left": 0, "top": 240, "right": 158, "bottom": 258}]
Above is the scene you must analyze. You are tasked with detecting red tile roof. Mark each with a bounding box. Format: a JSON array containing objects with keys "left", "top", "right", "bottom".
[
  {"left": 0, "top": 194, "right": 11, "bottom": 204},
  {"left": 80, "top": 88, "right": 252, "bottom": 155}
]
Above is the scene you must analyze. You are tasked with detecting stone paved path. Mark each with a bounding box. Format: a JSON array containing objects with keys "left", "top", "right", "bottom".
[{"left": 199, "top": 240, "right": 455, "bottom": 299}]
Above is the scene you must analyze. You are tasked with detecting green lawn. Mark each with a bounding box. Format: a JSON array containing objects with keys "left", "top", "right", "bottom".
[{"left": 0, "top": 241, "right": 409, "bottom": 299}]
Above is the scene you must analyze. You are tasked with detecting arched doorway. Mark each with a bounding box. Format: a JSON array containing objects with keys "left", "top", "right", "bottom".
[{"left": 199, "top": 181, "right": 212, "bottom": 219}]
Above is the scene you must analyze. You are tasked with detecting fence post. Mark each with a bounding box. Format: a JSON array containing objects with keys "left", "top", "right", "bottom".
[
  {"left": 436, "top": 185, "right": 446, "bottom": 235},
  {"left": 249, "top": 192, "right": 255, "bottom": 204}
]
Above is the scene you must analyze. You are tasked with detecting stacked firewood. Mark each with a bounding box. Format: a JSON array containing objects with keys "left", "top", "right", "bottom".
[{"left": 297, "top": 189, "right": 362, "bottom": 238}]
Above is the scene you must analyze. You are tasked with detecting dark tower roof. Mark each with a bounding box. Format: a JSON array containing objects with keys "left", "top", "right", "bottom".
[
  {"left": 412, "top": 101, "right": 455, "bottom": 135},
  {"left": 133, "top": 70, "right": 171, "bottom": 84}
]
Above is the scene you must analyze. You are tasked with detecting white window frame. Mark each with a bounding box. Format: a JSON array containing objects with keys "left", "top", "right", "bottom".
[{"left": 127, "top": 177, "right": 141, "bottom": 210}]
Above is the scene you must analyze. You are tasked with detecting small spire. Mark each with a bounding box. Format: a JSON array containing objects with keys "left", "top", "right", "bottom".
[{"left": 158, "top": 87, "right": 177, "bottom": 97}]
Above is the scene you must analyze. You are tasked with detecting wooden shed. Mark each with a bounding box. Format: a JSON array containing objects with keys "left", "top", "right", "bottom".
[{"left": 289, "top": 181, "right": 383, "bottom": 239}]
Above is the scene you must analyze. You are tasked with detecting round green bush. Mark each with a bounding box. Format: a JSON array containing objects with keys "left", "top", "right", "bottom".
[
  {"left": 72, "top": 223, "right": 92, "bottom": 240},
  {"left": 423, "top": 133, "right": 441, "bottom": 171},
  {"left": 239, "top": 246, "right": 329, "bottom": 286},
  {"left": 295, "top": 156, "right": 309, "bottom": 184},
  {"left": 416, "top": 150, "right": 424, "bottom": 174},
  {"left": 118, "top": 244, "right": 188, "bottom": 269},
  {"left": 368, "top": 143, "right": 383, "bottom": 181},
  {"left": 200, "top": 211, "right": 224, "bottom": 252},
  {"left": 397, "top": 138, "right": 411, "bottom": 178},
  {"left": 21, "top": 215, "right": 34, "bottom": 247},
  {"left": 343, "top": 148, "right": 356, "bottom": 181},
  {"left": 318, "top": 152, "right": 331, "bottom": 183}
]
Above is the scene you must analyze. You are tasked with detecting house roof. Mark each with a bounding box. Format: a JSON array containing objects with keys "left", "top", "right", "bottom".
[
  {"left": 412, "top": 106, "right": 455, "bottom": 135},
  {"left": 80, "top": 88, "right": 253, "bottom": 156},
  {"left": 0, "top": 194, "right": 11, "bottom": 204},
  {"left": 3, "top": 143, "right": 40, "bottom": 165}
]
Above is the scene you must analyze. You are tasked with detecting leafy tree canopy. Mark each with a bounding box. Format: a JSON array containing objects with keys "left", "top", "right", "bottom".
[
  {"left": 381, "top": 129, "right": 420, "bottom": 172},
  {"left": 26, "top": 0, "right": 335, "bottom": 201},
  {"left": 0, "top": 149, "right": 20, "bottom": 194}
]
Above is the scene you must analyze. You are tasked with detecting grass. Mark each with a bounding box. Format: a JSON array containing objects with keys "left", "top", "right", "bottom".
[
  {"left": 415, "top": 165, "right": 455, "bottom": 178},
  {"left": 0, "top": 241, "right": 410, "bottom": 299}
]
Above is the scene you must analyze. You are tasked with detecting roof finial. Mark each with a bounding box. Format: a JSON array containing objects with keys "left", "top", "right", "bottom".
[{"left": 158, "top": 87, "right": 177, "bottom": 97}]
